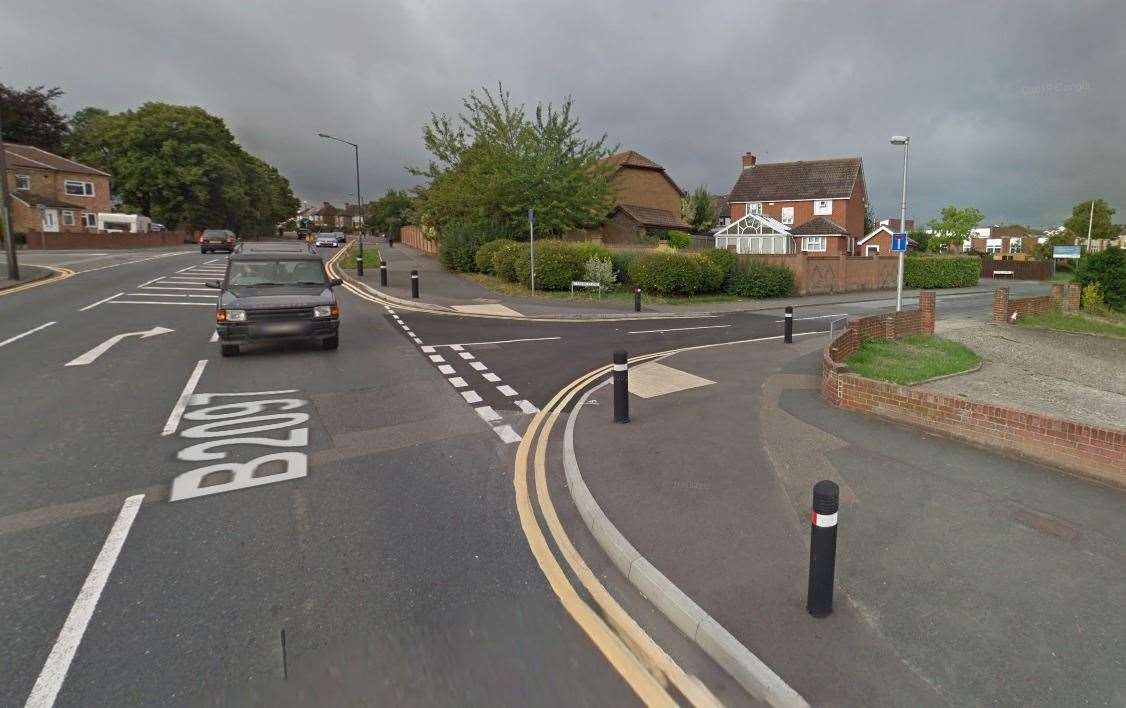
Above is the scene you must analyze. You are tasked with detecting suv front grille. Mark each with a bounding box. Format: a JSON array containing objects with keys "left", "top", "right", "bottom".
[{"left": 247, "top": 307, "right": 315, "bottom": 321}]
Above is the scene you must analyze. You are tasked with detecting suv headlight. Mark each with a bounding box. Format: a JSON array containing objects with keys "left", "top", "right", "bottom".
[
  {"left": 313, "top": 304, "right": 338, "bottom": 318},
  {"left": 225, "top": 309, "right": 247, "bottom": 322}
]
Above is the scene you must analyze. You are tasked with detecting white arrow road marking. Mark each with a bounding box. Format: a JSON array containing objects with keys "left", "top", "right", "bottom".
[
  {"left": 65, "top": 326, "right": 175, "bottom": 367},
  {"left": 0, "top": 321, "right": 56, "bottom": 349}
]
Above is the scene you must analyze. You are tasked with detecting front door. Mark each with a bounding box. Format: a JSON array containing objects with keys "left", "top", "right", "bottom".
[{"left": 42, "top": 208, "right": 59, "bottom": 232}]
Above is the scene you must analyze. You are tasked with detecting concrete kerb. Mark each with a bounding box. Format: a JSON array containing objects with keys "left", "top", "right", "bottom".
[{"left": 564, "top": 381, "right": 809, "bottom": 708}]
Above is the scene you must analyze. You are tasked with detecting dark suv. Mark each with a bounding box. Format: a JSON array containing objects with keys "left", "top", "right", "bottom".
[
  {"left": 200, "top": 229, "right": 236, "bottom": 253},
  {"left": 207, "top": 251, "right": 343, "bottom": 356}
]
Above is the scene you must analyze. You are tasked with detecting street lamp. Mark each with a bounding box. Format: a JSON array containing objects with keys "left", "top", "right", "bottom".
[
  {"left": 318, "top": 132, "right": 365, "bottom": 275},
  {"left": 890, "top": 135, "right": 910, "bottom": 311}
]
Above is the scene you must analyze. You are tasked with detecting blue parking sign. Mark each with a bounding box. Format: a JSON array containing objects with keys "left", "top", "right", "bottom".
[{"left": 892, "top": 233, "right": 908, "bottom": 252}]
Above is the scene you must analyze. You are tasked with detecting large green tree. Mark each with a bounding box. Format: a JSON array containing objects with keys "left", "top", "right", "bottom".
[
  {"left": 366, "top": 188, "right": 416, "bottom": 234},
  {"left": 65, "top": 102, "right": 297, "bottom": 234},
  {"left": 412, "top": 85, "right": 616, "bottom": 239},
  {"left": 926, "top": 205, "right": 984, "bottom": 252},
  {"left": 1063, "top": 198, "right": 1117, "bottom": 243},
  {"left": 681, "top": 185, "right": 717, "bottom": 231},
  {"left": 0, "top": 84, "right": 69, "bottom": 152}
]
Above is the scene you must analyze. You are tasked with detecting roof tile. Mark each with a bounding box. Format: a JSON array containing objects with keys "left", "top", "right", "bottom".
[{"left": 729, "top": 157, "right": 861, "bottom": 202}]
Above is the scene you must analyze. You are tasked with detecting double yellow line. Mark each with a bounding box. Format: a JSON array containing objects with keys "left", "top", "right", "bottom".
[
  {"left": 515, "top": 352, "right": 720, "bottom": 707},
  {"left": 0, "top": 264, "right": 75, "bottom": 298}
]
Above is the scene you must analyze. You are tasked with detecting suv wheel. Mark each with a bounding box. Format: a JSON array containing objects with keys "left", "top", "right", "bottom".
[
  {"left": 322, "top": 335, "right": 339, "bottom": 351},
  {"left": 221, "top": 344, "right": 240, "bottom": 357}
]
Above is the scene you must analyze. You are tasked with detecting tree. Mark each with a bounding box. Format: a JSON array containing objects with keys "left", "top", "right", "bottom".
[
  {"left": 366, "top": 188, "right": 416, "bottom": 235},
  {"left": 412, "top": 84, "right": 616, "bottom": 239},
  {"left": 0, "top": 84, "right": 69, "bottom": 152},
  {"left": 681, "top": 185, "right": 717, "bottom": 232},
  {"left": 864, "top": 204, "right": 876, "bottom": 235},
  {"left": 65, "top": 102, "right": 297, "bottom": 234},
  {"left": 926, "top": 205, "right": 984, "bottom": 252},
  {"left": 1063, "top": 198, "right": 1117, "bottom": 244}
]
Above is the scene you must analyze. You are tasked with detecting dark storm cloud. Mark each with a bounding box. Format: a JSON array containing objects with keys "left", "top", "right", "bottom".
[{"left": 3, "top": 0, "right": 1123, "bottom": 226}]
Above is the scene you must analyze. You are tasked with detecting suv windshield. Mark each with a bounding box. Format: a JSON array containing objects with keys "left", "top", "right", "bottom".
[{"left": 228, "top": 259, "right": 326, "bottom": 287}]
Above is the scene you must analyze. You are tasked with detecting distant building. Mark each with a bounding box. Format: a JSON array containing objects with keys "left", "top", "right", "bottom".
[{"left": 3, "top": 143, "right": 112, "bottom": 233}]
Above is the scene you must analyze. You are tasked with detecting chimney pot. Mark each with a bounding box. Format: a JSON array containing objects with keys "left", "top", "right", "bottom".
[{"left": 742, "top": 152, "right": 757, "bottom": 169}]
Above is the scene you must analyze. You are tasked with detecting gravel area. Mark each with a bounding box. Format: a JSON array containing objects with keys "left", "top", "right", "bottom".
[{"left": 921, "top": 322, "right": 1126, "bottom": 430}]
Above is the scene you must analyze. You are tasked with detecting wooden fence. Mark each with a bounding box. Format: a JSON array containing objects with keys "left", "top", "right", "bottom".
[
  {"left": 981, "top": 258, "right": 1053, "bottom": 280},
  {"left": 398, "top": 225, "right": 438, "bottom": 255}
]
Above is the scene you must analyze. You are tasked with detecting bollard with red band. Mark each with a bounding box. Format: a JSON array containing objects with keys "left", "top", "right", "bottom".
[{"left": 806, "top": 479, "right": 839, "bottom": 617}]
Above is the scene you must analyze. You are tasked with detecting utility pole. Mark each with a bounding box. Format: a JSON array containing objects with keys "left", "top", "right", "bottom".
[
  {"left": 1085, "top": 199, "right": 1095, "bottom": 252},
  {"left": 890, "top": 136, "right": 910, "bottom": 311},
  {"left": 528, "top": 208, "right": 536, "bottom": 292},
  {"left": 0, "top": 109, "right": 19, "bottom": 281}
]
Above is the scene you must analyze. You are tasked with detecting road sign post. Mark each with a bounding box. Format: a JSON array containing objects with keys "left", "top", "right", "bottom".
[
  {"left": 893, "top": 232, "right": 907, "bottom": 312},
  {"left": 528, "top": 208, "right": 536, "bottom": 293}
]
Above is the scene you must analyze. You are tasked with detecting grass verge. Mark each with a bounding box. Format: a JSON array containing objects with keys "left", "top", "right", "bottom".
[
  {"left": 340, "top": 247, "right": 382, "bottom": 270},
  {"left": 1015, "top": 310, "right": 1126, "bottom": 338},
  {"left": 460, "top": 272, "right": 744, "bottom": 305},
  {"left": 846, "top": 335, "right": 980, "bottom": 385}
]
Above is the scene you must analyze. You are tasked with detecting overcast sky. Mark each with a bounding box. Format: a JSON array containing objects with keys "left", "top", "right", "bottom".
[{"left": 3, "top": 0, "right": 1123, "bottom": 228}]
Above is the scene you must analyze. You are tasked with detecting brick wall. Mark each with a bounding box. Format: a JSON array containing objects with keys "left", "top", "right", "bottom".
[
  {"left": 992, "top": 285, "right": 1080, "bottom": 324},
  {"left": 398, "top": 225, "right": 438, "bottom": 255},
  {"left": 823, "top": 291, "right": 1125, "bottom": 488},
  {"left": 23, "top": 231, "right": 194, "bottom": 249},
  {"left": 613, "top": 167, "right": 684, "bottom": 217},
  {"left": 742, "top": 254, "right": 903, "bottom": 296}
]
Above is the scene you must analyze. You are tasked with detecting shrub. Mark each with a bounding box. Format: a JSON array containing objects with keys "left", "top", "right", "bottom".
[
  {"left": 611, "top": 250, "right": 640, "bottom": 284},
  {"left": 513, "top": 240, "right": 591, "bottom": 290},
  {"left": 700, "top": 248, "right": 738, "bottom": 287},
  {"left": 439, "top": 223, "right": 490, "bottom": 272},
  {"left": 1081, "top": 283, "right": 1106, "bottom": 313},
  {"left": 903, "top": 256, "right": 979, "bottom": 288},
  {"left": 725, "top": 260, "right": 795, "bottom": 298},
  {"left": 475, "top": 238, "right": 516, "bottom": 274},
  {"left": 584, "top": 256, "right": 616, "bottom": 288},
  {"left": 627, "top": 251, "right": 724, "bottom": 295},
  {"left": 666, "top": 230, "right": 692, "bottom": 249},
  {"left": 1073, "top": 247, "right": 1125, "bottom": 311}
]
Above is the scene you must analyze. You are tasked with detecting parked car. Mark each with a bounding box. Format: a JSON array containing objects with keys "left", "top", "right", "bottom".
[
  {"left": 315, "top": 233, "right": 342, "bottom": 248},
  {"left": 208, "top": 251, "right": 343, "bottom": 356},
  {"left": 150, "top": 223, "right": 167, "bottom": 232},
  {"left": 233, "top": 241, "right": 317, "bottom": 255},
  {"left": 335, "top": 233, "right": 347, "bottom": 245},
  {"left": 200, "top": 229, "right": 236, "bottom": 253}
]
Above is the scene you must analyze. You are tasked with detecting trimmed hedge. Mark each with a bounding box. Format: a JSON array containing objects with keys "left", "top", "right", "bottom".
[
  {"left": 725, "top": 260, "right": 795, "bottom": 298},
  {"left": 611, "top": 251, "right": 640, "bottom": 284},
  {"left": 511, "top": 240, "right": 611, "bottom": 290},
  {"left": 627, "top": 251, "right": 724, "bottom": 295},
  {"left": 700, "top": 248, "right": 738, "bottom": 287},
  {"left": 439, "top": 223, "right": 490, "bottom": 272},
  {"left": 903, "top": 256, "right": 979, "bottom": 288},
  {"left": 475, "top": 238, "right": 516, "bottom": 274}
]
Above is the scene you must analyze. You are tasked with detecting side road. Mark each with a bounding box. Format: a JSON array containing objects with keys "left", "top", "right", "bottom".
[
  {"left": 561, "top": 336, "right": 1126, "bottom": 706},
  {"left": 359, "top": 239, "right": 1051, "bottom": 319}
]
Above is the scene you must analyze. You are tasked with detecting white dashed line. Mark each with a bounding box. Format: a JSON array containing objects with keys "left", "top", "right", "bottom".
[
  {"left": 0, "top": 321, "right": 56, "bottom": 348},
  {"left": 475, "top": 406, "right": 502, "bottom": 423},
  {"left": 458, "top": 352, "right": 475, "bottom": 360},
  {"left": 450, "top": 344, "right": 464, "bottom": 351},
  {"left": 492, "top": 425, "right": 521, "bottom": 443},
  {"left": 78, "top": 293, "right": 123, "bottom": 311},
  {"left": 421, "top": 346, "right": 436, "bottom": 353},
  {"left": 461, "top": 391, "right": 483, "bottom": 404},
  {"left": 482, "top": 372, "right": 501, "bottom": 382},
  {"left": 448, "top": 377, "right": 467, "bottom": 388},
  {"left": 433, "top": 336, "right": 561, "bottom": 347},
  {"left": 438, "top": 365, "right": 455, "bottom": 375},
  {"left": 497, "top": 385, "right": 518, "bottom": 397},
  {"left": 515, "top": 400, "right": 540, "bottom": 415},
  {"left": 412, "top": 337, "right": 423, "bottom": 344},
  {"left": 627, "top": 324, "right": 731, "bottom": 335},
  {"left": 469, "top": 361, "right": 488, "bottom": 371},
  {"left": 429, "top": 355, "right": 446, "bottom": 363}
]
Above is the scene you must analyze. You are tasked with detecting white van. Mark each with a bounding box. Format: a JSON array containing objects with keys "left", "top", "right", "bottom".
[{"left": 97, "top": 213, "right": 152, "bottom": 233}]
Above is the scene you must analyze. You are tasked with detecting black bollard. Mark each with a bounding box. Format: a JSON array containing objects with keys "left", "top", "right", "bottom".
[
  {"left": 634, "top": 287, "right": 642, "bottom": 312},
  {"left": 612, "top": 350, "right": 630, "bottom": 423},
  {"left": 784, "top": 305, "right": 794, "bottom": 343},
  {"left": 806, "top": 480, "right": 839, "bottom": 618},
  {"left": 410, "top": 269, "right": 419, "bottom": 298},
  {"left": 379, "top": 264, "right": 388, "bottom": 287}
]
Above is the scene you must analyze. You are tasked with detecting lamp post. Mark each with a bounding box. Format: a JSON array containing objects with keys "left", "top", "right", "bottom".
[
  {"left": 0, "top": 109, "right": 19, "bottom": 281},
  {"left": 318, "top": 133, "right": 364, "bottom": 274},
  {"left": 890, "top": 135, "right": 910, "bottom": 311}
]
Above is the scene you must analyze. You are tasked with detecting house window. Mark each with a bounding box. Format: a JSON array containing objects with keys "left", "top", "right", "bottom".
[
  {"left": 813, "top": 200, "right": 832, "bottom": 215},
  {"left": 82, "top": 212, "right": 97, "bottom": 227},
  {"left": 985, "top": 238, "right": 1002, "bottom": 254},
  {"left": 64, "top": 180, "right": 95, "bottom": 196},
  {"left": 781, "top": 206, "right": 794, "bottom": 225},
  {"left": 62, "top": 210, "right": 76, "bottom": 226},
  {"left": 865, "top": 245, "right": 880, "bottom": 255},
  {"left": 802, "top": 236, "right": 828, "bottom": 252},
  {"left": 746, "top": 202, "right": 762, "bottom": 215},
  {"left": 1010, "top": 238, "right": 1022, "bottom": 253},
  {"left": 14, "top": 174, "right": 31, "bottom": 190}
]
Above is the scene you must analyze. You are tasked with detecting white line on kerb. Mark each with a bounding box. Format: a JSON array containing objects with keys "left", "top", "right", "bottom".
[
  {"left": 24, "top": 494, "right": 144, "bottom": 708},
  {"left": 162, "top": 360, "right": 207, "bottom": 436},
  {"left": 0, "top": 321, "right": 56, "bottom": 348},
  {"left": 627, "top": 324, "right": 732, "bottom": 335},
  {"left": 78, "top": 293, "right": 123, "bottom": 311}
]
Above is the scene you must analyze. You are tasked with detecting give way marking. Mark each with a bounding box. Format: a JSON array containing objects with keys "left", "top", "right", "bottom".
[{"left": 64, "top": 326, "right": 174, "bottom": 366}]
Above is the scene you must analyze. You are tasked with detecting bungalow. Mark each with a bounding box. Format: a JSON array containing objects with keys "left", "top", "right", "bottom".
[
  {"left": 857, "top": 224, "right": 919, "bottom": 255},
  {"left": 960, "top": 225, "right": 1027, "bottom": 255},
  {"left": 3, "top": 143, "right": 112, "bottom": 233}
]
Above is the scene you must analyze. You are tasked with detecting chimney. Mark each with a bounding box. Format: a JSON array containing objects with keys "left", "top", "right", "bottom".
[{"left": 742, "top": 152, "right": 757, "bottom": 169}]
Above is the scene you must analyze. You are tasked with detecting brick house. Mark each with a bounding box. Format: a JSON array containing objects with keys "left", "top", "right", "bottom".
[
  {"left": 3, "top": 143, "right": 112, "bottom": 233},
  {"left": 308, "top": 201, "right": 341, "bottom": 227},
  {"left": 857, "top": 225, "right": 919, "bottom": 255},
  {"left": 955, "top": 225, "right": 1027, "bottom": 255},
  {"left": 726, "top": 153, "right": 868, "bottom": 250}
]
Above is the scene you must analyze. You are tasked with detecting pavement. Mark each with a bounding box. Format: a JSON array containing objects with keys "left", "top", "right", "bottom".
[
  {"left": 562, "top": 336, "right": 1126, "bottom": 707},
  {"left": 1, "top": 260, "right": 53, "bottom": 289}
]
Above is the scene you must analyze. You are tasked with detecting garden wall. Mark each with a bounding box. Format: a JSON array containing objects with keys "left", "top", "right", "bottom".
[
  {"left": 992, "top": 283, "right": 1079, "bottom": 323},
  {"left": 738, "top": 254, "right": 901, "bottom": 296},
  {"left": 23, "top": 230, "right": 195, "bottom": 250},
  {"left": 981, "top": 258, "right": 1053, "bottom": 280}
]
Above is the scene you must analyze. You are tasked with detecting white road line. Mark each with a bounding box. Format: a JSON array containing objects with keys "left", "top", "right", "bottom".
[
  {"left": 449, "top": 344, "right": 464, "bottom": 351},
  {"left": 469, "top": 361, "right": 488, "bottom": 371},
  {"left": 78, "top": 293, "right": 123, "bottom": 311},
  {"left": 126, "top": 293, "right": 215, "bottom": 298},
  {"left": 448, "top": 377, "right": 467, "bottom": 388},
  {"left": 458, "top": 352, "right": 475, "bottom": 360},
  {"left": 209, "top": 332, "right": 219, "bottom": 342},
  {"left": 137, "top": 286, "right": 215, "bottom": 291},
  {"left": 515, "top": 399, "right": 540, "bottom": 415},
  {"left": 421, "top": 346, "right": 435, "bottom": 353},
  {"left": 773, "top": 313, "right": 849, "bottom": 323},
  {"left": 428, "top": 354, "right": 446, "bottom": 363},
  {"left": 482, "top": 372, "right": 501, "bottom": 382},
  {"left": 492, "top": 425, "right": 521, "bottom": 444},
  {"left": 136, "top": 277, "right": 163, "bottom": 288},
  {"left": 24, "top": 494, "right": 144, "bottom": 708},
  {"left": 204, "top": 258, "right": 221, "bottom": 264},
  {"left": 627, "top": 324, "right": 732, "bottom": 335},
  {"left": 412, "top": 337, "right": 423, "bottom": 344},
  {"left": 162, "top": 360, "right": 207, "bottom": 436},
  {"left": 475, "top": 406, "right": 502, "bottom": 423},
  {"left": 438, "top": 364, "right": 455, "bottom": 375},
  {"left": 497, "top": 385, "right": 518, "bottom": 397},
  {"left": 111, "top": 301, "right": 215, "bottom": 306},
  {"left": 433, "top": 336, "right": 561, "bottom": 347},
  {"left": 0, "top": 321, "right": 56, "bottom": 349},
  {"left": 461, "top": 391, "right": 483, "bottom": 404}
]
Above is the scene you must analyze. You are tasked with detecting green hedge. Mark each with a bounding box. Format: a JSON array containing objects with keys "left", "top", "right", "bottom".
[
  {"left": 475, "top": 238, "right": 516, "bottom": 274},
  {"left": 700, "top": 249, "right": 738, "bottom": 287},
  {"left": 439, "top": 223, "right": 490, "bottom": 272},
  {"left": 725, "top": 260, "right": 795, "bottom": 298},
  {"left": 626, "top": 251, "right": 724, "bottom": 295},
  {"left": 611, "top": 251, "right": 640, "bottom": 284},
  {"left": 511, "top": 240, "right": 611, "bottom": 290},
  {"left": 492, "top": 242, "right": 528, "bottom": 282},
  {"left": 903, "top": 256, "right": 979, "bottom": 288},
  {"left": 1074, "top": 246, "right": 1125, "bottom": 311},
  {"left": 666, "top": 230, "right": 692, "bottom": 249}
]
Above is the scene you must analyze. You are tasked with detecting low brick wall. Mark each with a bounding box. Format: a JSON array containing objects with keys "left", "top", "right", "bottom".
[
  {"left": 24, "top": 230, "right": 195, "bottom": 250},
  {"left": 823, "top": 292, "right": 1125, "bottom": 488},
  {"left": 992, "top": 283, "right": 1080, "bottom": 324},
  {"left": 398, "top": 225, "right": 438, "bottom": 255}
]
